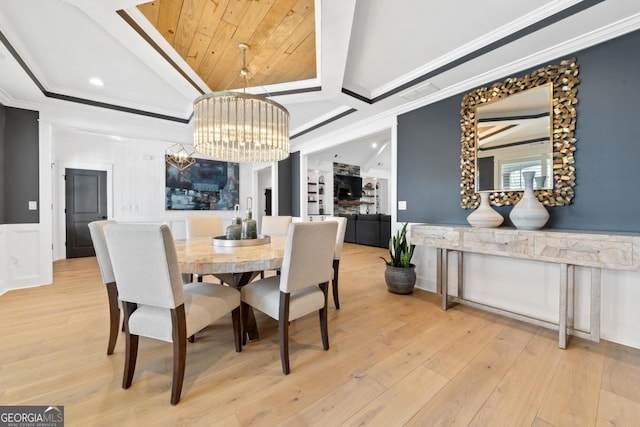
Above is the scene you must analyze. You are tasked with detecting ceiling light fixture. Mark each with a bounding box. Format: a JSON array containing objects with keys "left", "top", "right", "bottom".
[
  {"left": 193, "top": 43, "right": 290, "bottom": 163},
  {"left": 89, "top": 77, "right": 104, "bottom": 87},
  {"left": 165, "top": 143, "right": 196, "bottom": 171}
]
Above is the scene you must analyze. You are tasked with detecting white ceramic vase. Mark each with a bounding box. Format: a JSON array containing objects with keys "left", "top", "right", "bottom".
[
  {"left": 509, "top": 171, "right": 549, "bottom": 230},
  {"left": 467, "top": 192, "right": 503, "bottom": 228}
]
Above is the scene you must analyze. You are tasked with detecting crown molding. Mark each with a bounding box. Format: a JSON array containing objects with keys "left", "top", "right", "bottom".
[
  {"left": 368, "top": 0, "right": 584, "bottom": 99},
  {"left": 394, "top": 12, "right": 640, "bottom": 118},
  {"left": 298, "top": 14, "right": 640, "bottom": 153}
]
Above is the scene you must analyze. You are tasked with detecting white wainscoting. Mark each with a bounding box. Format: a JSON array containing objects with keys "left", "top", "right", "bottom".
[{"left": 0, "top": 224, "right": 53, "bottom": 295}]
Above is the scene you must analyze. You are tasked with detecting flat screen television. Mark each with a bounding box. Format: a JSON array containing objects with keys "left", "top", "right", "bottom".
[{"left": 334, "top": 174, "right": 362, "bottom": 200}]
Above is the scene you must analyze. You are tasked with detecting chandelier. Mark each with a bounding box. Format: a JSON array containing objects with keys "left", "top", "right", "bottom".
[
  {"left": 165, "top": 143, "right": 196, "bottom": 171},
  {"left": 193, "top": 43, "right": 290, "bottom": 163}
]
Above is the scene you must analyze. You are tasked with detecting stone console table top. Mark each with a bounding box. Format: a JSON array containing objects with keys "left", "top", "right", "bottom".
[{"left": 411, "top": 224, "right": 640, "bottom": 271}]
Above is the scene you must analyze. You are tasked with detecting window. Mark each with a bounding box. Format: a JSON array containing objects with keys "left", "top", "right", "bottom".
[{"left": 500, "top": 156, "right": 551, "bottom": 190}]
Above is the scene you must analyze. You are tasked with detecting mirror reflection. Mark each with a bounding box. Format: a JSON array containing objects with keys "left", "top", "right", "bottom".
[{"left": 475, "top": 83, "right": 553, "bottom": 192}]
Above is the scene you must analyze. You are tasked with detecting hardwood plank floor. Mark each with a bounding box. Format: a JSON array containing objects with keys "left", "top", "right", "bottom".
[{"left": 1, "top": 243, "right": 640, "bottom": 426}]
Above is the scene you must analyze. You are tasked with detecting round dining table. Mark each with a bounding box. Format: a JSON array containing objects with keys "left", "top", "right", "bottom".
[{"left": 174, "top": 235, "right": 287, "bottom": 341}]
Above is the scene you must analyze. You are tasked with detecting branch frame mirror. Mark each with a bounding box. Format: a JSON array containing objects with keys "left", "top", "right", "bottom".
[{"left": 460, "top": 58, "right": 579, "bottom": 209}]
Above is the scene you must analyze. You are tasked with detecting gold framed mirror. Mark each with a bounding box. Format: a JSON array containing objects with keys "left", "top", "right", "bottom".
[{"left": 460, "top": 57, "right": 579, "bottom": 208}]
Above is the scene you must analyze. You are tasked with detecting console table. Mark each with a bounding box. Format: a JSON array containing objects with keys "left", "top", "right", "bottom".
[{"left": 411, "top": 224, "right": 640, "bottom": 348}]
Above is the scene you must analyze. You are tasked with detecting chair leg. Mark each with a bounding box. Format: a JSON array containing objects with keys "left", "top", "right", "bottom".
[
  {"left": 170, "top": 305, "right": 187, "bottom": 405},
  {"left": 240, "top": 301, "right": 250, "bottom": 346},
  {"left": 188, "top": 335, "right": 195, "bottom": 343},
  {"left": 319, "top": 282, "right": 330, "bottom": 350},
  {"left": 332, "top": 259, "right": 340, "bottom": 309},
  {"left": 106, "top": 282, "right": 120, "bottom": 355},
  {"left": 122, "top": 302, "right": 139, "bottom": 389},
  {"left": 232, "top": 307, "right": 242, "bottom": 352},
  {"left": 279, "top": 292, "right": 291, "bottom": 375}
]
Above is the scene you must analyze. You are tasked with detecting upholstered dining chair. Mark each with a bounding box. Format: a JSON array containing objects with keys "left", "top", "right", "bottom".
[
  {"left": 260, "top": 215, "right": 292, "bottom": 236},
  {"left": 88, "top": 220, "right": 120, "bottom": 355},
  {"left": 185, "top": 215, "right": 224, "bottom": 239},
  {"left": 241, "top": 221, "right": 338, "bottom": 375},
  {"left": 324, "top": 216, "right": 348, "bottom": 309},
  {"left": 259, "top": 215, "right": 292, "bottom": 278},
  {"left": 103, "top": 223, "right": 242, "bottom": 405},
  {"left": 185, "top": 215, "right": 224, "bottom": 282}
]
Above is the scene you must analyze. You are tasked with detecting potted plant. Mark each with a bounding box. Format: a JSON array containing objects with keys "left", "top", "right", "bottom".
[{"left": 380, "top": 222, "right": 416, "bottom": 294}]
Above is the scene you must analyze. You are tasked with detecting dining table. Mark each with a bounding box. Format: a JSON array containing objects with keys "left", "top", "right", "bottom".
[{"left": 174, "top": 235, "right": 287, "bottom": 341}]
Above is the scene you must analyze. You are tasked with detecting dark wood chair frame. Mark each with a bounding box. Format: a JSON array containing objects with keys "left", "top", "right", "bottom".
[
  {"left": 242, "top": 281, "right": 329, "bottom": 375},
  {"left": 121, "top": 301, "right": 242, "bottom": 405},
  {"left": 332, "top": 259, "right": 340, "bottom": 310},
  {"left": 105, "top": 281, "right": 120, "bottom": 355}
]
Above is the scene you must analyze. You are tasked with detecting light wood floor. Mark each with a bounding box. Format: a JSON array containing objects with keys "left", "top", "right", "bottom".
[{"left": 2, "top": 243, "right": 640, "bottom": 426}]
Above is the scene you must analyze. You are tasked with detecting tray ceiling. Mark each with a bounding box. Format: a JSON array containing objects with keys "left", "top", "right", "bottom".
[{"left": 136, "top": 0, "right": 316, "bottom": 92}]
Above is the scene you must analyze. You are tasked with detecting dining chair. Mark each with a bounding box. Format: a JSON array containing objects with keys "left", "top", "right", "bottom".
[
  {"left": 103, "top": 223, "right": 242, "bottom": 405},
  {"left": 185, "top": 215, "right": 224, "bottom": 282},
  {"left": 241, "top": 221, "right": 338, "bottom": 375},
  {"left": 185, "top": 215, "right": 224, "bottom": 239},
  {"left": 260, "top": 215, "right": 292, "bottom": 236},
  {"left": 259, "top": 215, "right": 292, "bottom": 278},
  {"left": 324, "top": 216, "right": 348, "bottom": 309},
  {"left": 88, "top": 220, "right": 120, "bottom": 355}
]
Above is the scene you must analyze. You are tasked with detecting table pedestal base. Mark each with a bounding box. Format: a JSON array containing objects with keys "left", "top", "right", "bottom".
[{"left": 214, "top": 271, "right": 261, "bottom": 342}]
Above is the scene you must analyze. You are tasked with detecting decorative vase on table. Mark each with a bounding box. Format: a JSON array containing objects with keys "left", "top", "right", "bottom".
[
  {"left": 467, "top": 192, "right": 503, "bottom": 228},
  {"left": 509, "top": 171, "right": 549, "bottom": 230}
]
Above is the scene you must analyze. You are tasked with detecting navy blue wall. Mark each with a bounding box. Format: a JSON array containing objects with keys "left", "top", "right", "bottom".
[
  {"left": 290, "top": 151, "right": 300, "bottom": 217},
  {"left": 278, "top": 155, "right": 293, "bottom": 215},
  {"left": 2, "top": 106, "right": 39, "bottom": 224},
  {"left": 398, "top": 29, "right": 640, "bottom": 232},
  {"left": 0, "top": 105, "right": 5, "bottom": 223}
]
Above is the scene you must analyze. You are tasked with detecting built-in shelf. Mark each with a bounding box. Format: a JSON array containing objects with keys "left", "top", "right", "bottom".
[{"left": 307, "top": 171, "right": 327, "bottom": 216}]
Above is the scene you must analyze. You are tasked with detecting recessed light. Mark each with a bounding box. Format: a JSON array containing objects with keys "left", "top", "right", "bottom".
[
  {"left": 89, "top": 77, "right": 104, "bottom": 87},
  {"left": 110, "top": 135, "right": 122, "bottom": 141},
  {"left": 372, "top": 142, "right": 377, "bottom": 148}
]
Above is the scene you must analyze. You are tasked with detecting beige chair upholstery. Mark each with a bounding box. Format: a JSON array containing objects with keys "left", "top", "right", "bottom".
[
  {"left": 241, "top": 221, "right": 338, "bottom": 374},
  {"left": 259, "top": 215, "right": 293, "bottom": 278},
  {"left": 88, "top": 220, "right": 120, "bottom": 355},
  {"left": 324, "top": 216, "right": 348, "bottom": 309},
  {"left": 103, "top": 223, "right": 241, "bottom": 405},
  {"left": 260, "top": 215, "right": 292, "bottom": 236},
  {"left": 185, "top": 215, "right": 224, "bottom": 239},
  {"left": 185, "top": 215, "right": 223, "bottom": 282}
]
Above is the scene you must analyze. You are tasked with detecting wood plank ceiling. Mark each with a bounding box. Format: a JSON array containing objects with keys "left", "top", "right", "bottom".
[{"left": 137, "top": 0, "right": 316, "bottom": 92}]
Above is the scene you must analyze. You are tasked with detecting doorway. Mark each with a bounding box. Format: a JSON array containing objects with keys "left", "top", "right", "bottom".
[
  {"left": 65, "top": 168, "right": 107, "bottom": 258},
  {"left": 264, "top": 188, "right": 272, "bottom": 216}
]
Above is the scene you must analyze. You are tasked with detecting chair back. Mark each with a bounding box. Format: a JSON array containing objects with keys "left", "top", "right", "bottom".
[
  {"left": 104, "top": 224, "right": 184, "bottom": 309},
  {"left": 280, "top": 222, "right": 337, "bottom": 293},
  {"left": 186, "top": 215, "right": 223, "bottom": 239},
  {"left": 261, "top": 215, "right": 292, "bottom": 236},
  {"left": 324, "top": 216, "right": 347, "bottom": 260},
  {"left": 88, "top": 220, "right": 117, "bottom": 284}
]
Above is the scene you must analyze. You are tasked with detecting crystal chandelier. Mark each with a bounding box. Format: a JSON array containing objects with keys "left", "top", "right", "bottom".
[
  {"left": 193, "top": 43, "right": 290, "bottom": 163},
  {"left": 165, "top": 143, "right": 196, "bottom": 171}
]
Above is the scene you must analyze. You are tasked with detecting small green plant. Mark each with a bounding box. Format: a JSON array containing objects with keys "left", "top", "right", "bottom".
[{"left": 380, "top": 222, "right": 415, "bottom": 268}]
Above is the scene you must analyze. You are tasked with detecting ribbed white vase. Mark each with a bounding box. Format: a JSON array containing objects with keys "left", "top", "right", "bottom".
[
  {"left": 467, "top": 192, "right": 503, "bottom": 228},
  {"left": 509, "top": 171, "right": 549, "bottom": 230}
]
